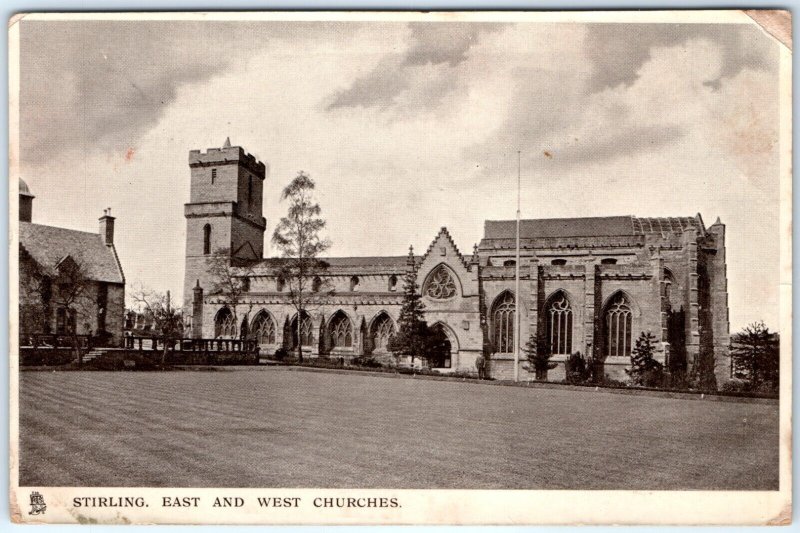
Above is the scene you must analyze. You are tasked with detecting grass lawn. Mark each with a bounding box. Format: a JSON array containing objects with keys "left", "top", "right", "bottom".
[{"left": 19, "top": 368, "right": 779, "bottom": 489}]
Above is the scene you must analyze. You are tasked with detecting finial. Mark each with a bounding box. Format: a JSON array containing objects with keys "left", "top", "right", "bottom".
[
  {"left": 408, "top": 245, "right": 414, "bottom": 255},
  {"left": 223, "top": 137, "right": 231, "bottom": 148},
  {"left": 107, "top": 207, "right": 111, "bottom": 216},
  {"left": 195, "top": 279, "right": 201, "bottom": 288},
  {"left": 473, "top": 243, "right": 478, "bottom": 254}
]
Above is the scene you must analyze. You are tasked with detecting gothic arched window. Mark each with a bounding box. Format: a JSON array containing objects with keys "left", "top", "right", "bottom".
[
  {"left": 291, "top": 313, "right": 313, "bottom": 347},
  {"left": 664, "top": 268, "right": 676, "bottom": 309},
  {"left": 388, "top": 274, "right": 398, "bottom": 291},
  {"left": 605, "top": 294, "right": 633, "bottom": 357},
  {"left": 214, "top": 307, "right": 236, "bottom": 339},
  {"left": 546, "top": 292, "right": 573, "bottom": 355},
  {"left": 371, "top": 313, "right": 395, "bottom": 353},
  {"left": 492, "top": 291, "right": 516, "bottom": 353},
  {"left": 424, "top": 266, "right": 457, "bottom": 299},
  {"left": 251, "top": 311, "right": 276, "bottom": 345},
  {"left": 203, "top": 224, "right": 211, "bottom": 255},
  {"left": 329, "top": 312, "right": 353, "bottom": 348},
  {"left": 312, "top": 276, "right": 322, "bottom": 292}
]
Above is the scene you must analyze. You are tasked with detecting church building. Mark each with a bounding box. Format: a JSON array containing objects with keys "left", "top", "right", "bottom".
[{"left": 184, "top": 140, "right": 732, "bottom": 385}]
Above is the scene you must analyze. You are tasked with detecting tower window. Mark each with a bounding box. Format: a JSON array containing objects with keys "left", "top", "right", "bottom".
[
  {"left": 211, "top": 168, "right": 217, "bottom": 184},
  {"left": 203, "top": 224, "right": 211, "bottom": 255},
  {"left": 248, "top": 175, "right": 253, "bottom": 208}
]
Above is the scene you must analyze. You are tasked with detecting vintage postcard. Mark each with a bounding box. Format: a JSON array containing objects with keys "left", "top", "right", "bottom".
[{"left": 8, "top": 10, "right": 792, "bottom": 525}]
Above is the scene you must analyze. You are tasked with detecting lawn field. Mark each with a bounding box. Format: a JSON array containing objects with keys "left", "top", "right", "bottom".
[{"left": 19, "top": 368, "right": 779, "bottom": 489}]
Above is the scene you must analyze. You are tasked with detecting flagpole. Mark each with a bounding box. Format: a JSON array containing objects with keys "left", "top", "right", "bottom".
[{"left": 514, "top": 150, "right": 521, "bottom": 382}]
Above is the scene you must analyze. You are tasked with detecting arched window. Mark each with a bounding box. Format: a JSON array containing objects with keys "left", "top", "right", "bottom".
[
  {"left": 605, "top": 294, "right": 633, "bottom": 357},
  {"left": 203, "top": 224, "right": 211, "bottom": 255},
  {"left": 492, "top": 292, "right": 516, "bottom": 353},
  {"left": 251, "top": 311, "right": 276, "bottom": 345},
  {"left": 551, "top": 259, "right": 567, "bottom": 266},
  {"left": 424, "top": 265, "right": 457, "bottom": 299},
  {"left": 329, "top": 312, "right": 353, "bottom": 348},
  {"left": 503, "top": 259, "right": 516, "bottom": 267},
  {"left": 664, "top": 268, "right": 675, "bottom": 309},
  {"left": 276, "top": 276, "right": 285, "bottom": 292},
  {"left": 601, "top": 258, "right": 617, "bottom": 265},
  {"left": 371, "top": 313, "right": 395, "bottom": 353},
  {"left": 291, "top": 313, "right": 313, "bottom": 347},
  {"left": 312, "top": 276, "right": 322, "bottom": 292},
  {"left": 214, "top": 307, "right": 236, "bottom": 339},
  {"left": 350, "top": 276, "right": 359, "bottom": 291},
  {"left": 546, "top": 292, "right": 573, "bottom": 355},
  {"left": 388, "top": 274, "right": 398, "bottom": 291}
]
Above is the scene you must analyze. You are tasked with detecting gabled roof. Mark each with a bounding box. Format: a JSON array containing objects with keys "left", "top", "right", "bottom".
[
  {"left": 19, "top": 222, "right": 125, "bottom": 284},
  {"left": 419, "top": 227, "right": 469, "bottom": 269},
  {"left": 483, "top": 215, "right": 704, "bottom": 240}
]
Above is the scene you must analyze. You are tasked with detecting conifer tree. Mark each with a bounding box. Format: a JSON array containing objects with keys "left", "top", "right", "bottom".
[
  {"left": 626, "top": 331, "right": 664, "bottom": 387},
  {"left": 387, "top": 246, "right": 428, "bottom": 363}
]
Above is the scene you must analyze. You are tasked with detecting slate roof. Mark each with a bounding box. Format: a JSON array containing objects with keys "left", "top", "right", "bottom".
[
  {"left": 483, "top": 215, "right": 704, "bottom": 240},
  {"left": 252, "top": 255, "right": 420, "bottom": 274},
  {"left": 19, "top": 222, "right": 125, "bottom": 284}
]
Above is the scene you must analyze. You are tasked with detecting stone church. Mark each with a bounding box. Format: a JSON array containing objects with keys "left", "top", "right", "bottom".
[{"left": 184, "top": 140, "right": 732, "bottom": 384}]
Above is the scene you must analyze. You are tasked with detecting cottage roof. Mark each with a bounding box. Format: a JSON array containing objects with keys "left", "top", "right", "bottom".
[
  {"left": 19, "top": 222, "right": 125, "bottom": 284},
  {"left": 483, "top": 215, "right": 704, "bottom": 240}
]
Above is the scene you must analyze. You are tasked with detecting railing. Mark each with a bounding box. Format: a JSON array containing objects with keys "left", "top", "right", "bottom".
[
  {"left": 123, "top": 336, "right": 258, "bottom": 354},
  {"left": 21, "top": 334, "right": 92, "bottom": 349}
]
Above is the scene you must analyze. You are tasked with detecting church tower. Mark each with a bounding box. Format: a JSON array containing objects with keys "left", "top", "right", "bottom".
[{"left": 183, "top": 138, "right": 267, "bottom": 311}]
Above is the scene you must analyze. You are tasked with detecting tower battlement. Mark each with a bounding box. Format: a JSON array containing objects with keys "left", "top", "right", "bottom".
[{"left": 188, "top": 144, "right": 266, "bottom": 178}]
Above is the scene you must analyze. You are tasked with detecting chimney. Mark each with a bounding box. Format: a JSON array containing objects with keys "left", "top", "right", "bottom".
[{"left": 99, "top": 207, "right": 115, "bottom": 246}]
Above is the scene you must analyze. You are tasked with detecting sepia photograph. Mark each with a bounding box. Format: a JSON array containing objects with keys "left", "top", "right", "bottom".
[{"left": 8, "top": 10, "right": 791, "bottom": 525}]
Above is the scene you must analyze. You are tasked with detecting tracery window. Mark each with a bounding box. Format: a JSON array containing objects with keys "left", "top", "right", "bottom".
[
  {"left": 372, "top": 314, "right": 395, "bottom": 352},
  {"left": 329, "top": 312, "right": 353, "bottom": 348},
  {"left": 251, "top": 311, "right": 276, "bottom": 345},
  {"left": 292, "top": 313, "right": 313, "bottom": 347},
  {"left": 214, "top": 307, "right": 236, "bottom": 339},
  {"left": 546, "top": 293, "right": 573, "bottom": 355},
  {"left": 425, "top": 266, "right": 457, "bottom": 299},
  {"left": 492, "top": 291, "right": 516, "bottom": 353},
  {"left": 605, "top": 294, "right": 633, "bottom": 357}
]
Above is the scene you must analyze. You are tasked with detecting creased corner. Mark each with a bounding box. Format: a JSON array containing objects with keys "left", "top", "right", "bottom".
[
  {"left": 766, "top": 501, "right": 792, "bottom": 526},
  {"left": 744, "top": 10, "right": 792, "bottom": 51},
  {"left": 8, "top": 13, "right": 26, "bottom": 30}
]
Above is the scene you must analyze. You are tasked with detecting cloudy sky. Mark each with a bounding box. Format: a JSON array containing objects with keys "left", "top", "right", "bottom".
[{"left": 17, "top": 17, "right": 781, "bottom": 330}]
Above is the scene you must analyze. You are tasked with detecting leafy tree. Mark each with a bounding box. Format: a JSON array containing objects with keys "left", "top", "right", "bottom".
[
  {"left": 626, "top": 331, "right": 664, "bottom": 387},
  {"left": 206, "top": 247, "right": 255, "bottom": 340},
  {"left": 731, "top": 321, "right": 779, "bottom": 391},
  {"left": 271, "top": 171, "right": 332, "bottom": 362},
  {"left": 388, "top": 246, "right": 428, "bottom": 364},
  {"left": 129, "top": 285, "right": 184, "bottom": 366},
  {"left": 524, "top": 332, "right": 555, "bottom": 380}
]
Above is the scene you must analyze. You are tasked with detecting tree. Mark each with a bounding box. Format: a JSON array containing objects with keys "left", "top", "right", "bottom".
[
  {"left": 271, "top": 171, "right": 332, "bottom": 362},
  {"left": 565, "top": 351, "right": 593, "bottom": 384},
  {"left": 206, "top": 248, "right": 255, "bottom": 340},
  {"left": 19, "top": 246, "right": 54, "bottom": 340},
  {"left": 387, "top": 246, "right": 428, "bottom": 364},
  {"left": 731, "top": 321, "right": 779, "bottom": 391},
  {"left": 129, "top": 285, "right": 184, "bottom": 366},
  {"left": 626, "top": 331, "right": 664, "bottom": 387},
  {"left": 524, "top": 332, "right": 555, "bottom": 380},
  {"left": 48, "top": 255, "right": 93, "bottom": 365}
]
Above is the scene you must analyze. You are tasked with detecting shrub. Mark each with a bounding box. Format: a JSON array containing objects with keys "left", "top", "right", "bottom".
[
  {"left": 272, "top": 347, "right": 289, "bottom": 361},
  {"left": 524, "top": 334, "right": 556, "bottom": 380},
  {"left": 352, "top": 356, "right": 382, "bottom": 368},
  {"left": 564, "top": 352, "right": 593, "bottom": 384}
]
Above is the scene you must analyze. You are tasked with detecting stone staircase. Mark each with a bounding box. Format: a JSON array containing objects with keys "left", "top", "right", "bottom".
[{"left": 76, "top": 348, "right": 111, "bottom": 364}]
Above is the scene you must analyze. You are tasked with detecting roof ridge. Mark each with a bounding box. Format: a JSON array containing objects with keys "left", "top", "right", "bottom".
[{"left": 24, "top": 221, "right": 102, "bottom": 237}]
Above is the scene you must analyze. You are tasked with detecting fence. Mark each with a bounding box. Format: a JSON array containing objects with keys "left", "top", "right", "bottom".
[
  {"left": 21, "top": 334, "right": 92, "bottom": 349},
  {"left": 124, "top": 336, "right": 258, "bottom": 354}
]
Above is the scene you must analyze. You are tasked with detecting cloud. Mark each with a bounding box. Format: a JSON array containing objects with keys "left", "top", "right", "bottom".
[
  {"left": 18, "top": 20, "right": 360, "bottom": 168},
  {"left": 584, "top": 23, "right": 777, "bottom": 92},
  {"left": 326, "top": 22, "right": 505, "bottom": 111}
]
